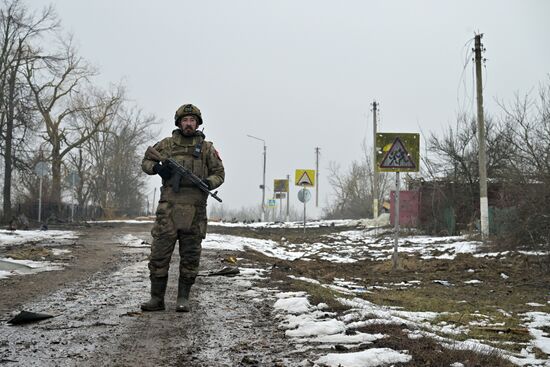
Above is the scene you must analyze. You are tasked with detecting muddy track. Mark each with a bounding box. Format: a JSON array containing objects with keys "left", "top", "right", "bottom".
[
  {"left": 102, "top": 250, "right": 297, "bottom": 367},
  {"left": 0, "top": 224, "right": 140, "bottom": 317}
]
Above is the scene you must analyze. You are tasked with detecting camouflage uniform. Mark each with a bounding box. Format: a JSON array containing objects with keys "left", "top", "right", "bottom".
[{"left": 142, "top": 129, "right": 224, "bottom": 283}]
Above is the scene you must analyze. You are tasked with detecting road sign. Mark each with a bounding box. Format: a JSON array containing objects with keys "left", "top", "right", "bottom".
[
  {"left": 297, "top": 188, "right": 311, "bottom": 203},
  {"left": 267, "top": 199, "right": 277, "bottom": 207},
  {"left": 34, "top": 162, "right": 49, "bottom": 177},
  {"left": 295, "top": 169, "right": 315, "bottom": 187},
  {"left": 65, "top": 171, "right": 81, "bottom": 187},
  {"left": 376, "top": 133, "right": 420, "bottom": 172},
  {"left": 274, "top": 179, "right": 289, "bottom": 193},
  {"left": 274, "top": 192, "right": 286, "bottom": 199}
]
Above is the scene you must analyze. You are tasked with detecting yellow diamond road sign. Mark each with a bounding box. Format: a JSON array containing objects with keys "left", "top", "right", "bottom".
[{"left": 295, "top": 169, "right": 315, "bottom": 187}]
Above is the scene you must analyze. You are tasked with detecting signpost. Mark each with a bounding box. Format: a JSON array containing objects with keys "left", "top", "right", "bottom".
[
  {"left": 297, "top": 187, "right": 311, "bottom": 232},
  {"left": 34, "top": 162, "right": 49, "bottom": 223},
  {"left": 376, "top": 133, "right": 420, "bottom": 270},
  {"left": 274, "top": 192, "right": 286, "bottom": 220},
  {"left": 274, "top": 178, "right": 290, "bottom": 222},
  {"left": 66, "top": 171, "right": 80, "bottom": 222},
  {"left": 295, "top": 169, "right": 315, "bottom": 232}
]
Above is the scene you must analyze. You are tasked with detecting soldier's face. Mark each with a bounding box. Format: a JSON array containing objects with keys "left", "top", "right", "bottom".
[{"left": 179, "top": 116, "right": 198, "bottom": 135}]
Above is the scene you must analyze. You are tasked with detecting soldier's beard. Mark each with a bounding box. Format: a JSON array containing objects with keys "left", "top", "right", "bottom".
[{"left": 181, "top": 126, "right": 195, "bottom": 136}]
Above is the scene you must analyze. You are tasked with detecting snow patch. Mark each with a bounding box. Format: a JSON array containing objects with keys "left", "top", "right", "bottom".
[
  {"left": 0, "top": 229, "right": 77, "bottom": 247},
  {"left": 315, "top": 348, "right": 412, "bottom": 367}
]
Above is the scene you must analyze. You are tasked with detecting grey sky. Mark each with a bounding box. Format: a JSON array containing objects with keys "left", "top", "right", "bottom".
[{"left": 33, "top": 0, "right": 550, "bottom": 217}]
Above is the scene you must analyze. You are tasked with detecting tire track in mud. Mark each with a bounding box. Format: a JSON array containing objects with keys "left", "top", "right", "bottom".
[{"left": 103, "top": 249, "right": 298, "bottom": 367}]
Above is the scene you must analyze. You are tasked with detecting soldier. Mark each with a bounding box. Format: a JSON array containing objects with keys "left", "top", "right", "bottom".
[{"left": 140, "top": 104, "right": 225, "bottom": 312}]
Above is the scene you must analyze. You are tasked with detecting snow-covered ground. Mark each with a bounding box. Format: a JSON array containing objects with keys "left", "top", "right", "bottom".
[
  {"left": 0, "top": 229, "right": 77, "bottom": 280},
  {"left": 209, "top": 213, "right": 391, "bottom": 229},
  {"left": 203, "top": 231, "right": 483, "bottom": 263},
  {"left": 87, "top": 219, "right": 154, "bottom": 224},
  {"left": 209, "top": 218, "right": 362, "bottom": 229},
  {"left": 2, "top": 225, "right": 549, "bottom": 366},
  {"left": 0, "top": 229, "right": 77, "bottom": 248}
]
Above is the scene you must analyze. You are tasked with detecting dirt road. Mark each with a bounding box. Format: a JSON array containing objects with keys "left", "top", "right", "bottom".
[{"left": 0, "top": 223, "right": 303, "bottom": 366}]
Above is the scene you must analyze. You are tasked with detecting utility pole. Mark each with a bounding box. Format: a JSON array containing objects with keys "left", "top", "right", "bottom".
[
  {"left": 315, "top": 147, "right": 320, "bottom": 207},
  {"left": 372, "top": 101, "right": 379, "bottom": 218},
  {"left": 247, "top": 134, "right": 267, "bottom": 221},
  {"left": 286, "top": 174, "right": 290, "bottom": 222},
  {"left": 474, "top": 33, "right": 489, "bottom": 239},
  {"left": 262, "top": 143, "right": 266, "bottom": 221}
]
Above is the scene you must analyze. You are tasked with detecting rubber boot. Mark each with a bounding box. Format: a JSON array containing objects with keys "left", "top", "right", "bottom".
[
  {"left": 141, "top": 276, "right": 167, "bottom": 311},
  {"left": 176, "top": 279, "right": 193, "bottom": 312}
]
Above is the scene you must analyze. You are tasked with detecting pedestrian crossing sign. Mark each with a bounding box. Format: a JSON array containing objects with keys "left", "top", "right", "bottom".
[
  {"left": 295, "top": 169, "right": 315, "bottom": 187},
  {"left": 376, "top": 133, "right": 420, "bottom": 172}
]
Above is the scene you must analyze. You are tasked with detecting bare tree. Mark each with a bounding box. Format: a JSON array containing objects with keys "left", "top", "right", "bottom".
[
  {"left": 325, "top": 141, "right": 390, "bottom": 219},
  {"left": 24, "top": 39, "right": 123, "bottom": 216},
  {"left": 0, "top": 0, "right": 57, "bottom": 221},
  {"left": 498, "top": 80, "right": 550, "bottom": 245},
  {"left": 66, "top": 148, "right": 92, "bottom": 209},
  {"left": 500, "top": 84, "right": 550, "bottom": 180},
  {"left": 82, "top": 105, "right": 157, "bottom": 218},
  {"left": 425, "top": 114, "right": 514, "bottom": 185}
]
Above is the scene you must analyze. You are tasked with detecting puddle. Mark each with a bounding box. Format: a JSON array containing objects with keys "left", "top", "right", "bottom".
[
  {"left": 0, "top": 259, "right": 34, "bottom": 272},
  {"left": 0, "top": 258, "right": 64, "bottom": 279}
]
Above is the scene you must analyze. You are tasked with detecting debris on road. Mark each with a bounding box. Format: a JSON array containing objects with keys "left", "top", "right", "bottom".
[
  {"left": 7, "top": 310, "right": 55, "bottom": 325},
  {"left": 199, "top": 266, "right": 240, "bottom": 277}
]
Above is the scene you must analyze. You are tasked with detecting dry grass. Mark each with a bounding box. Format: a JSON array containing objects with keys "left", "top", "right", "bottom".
[
  {"left": 213, "top": 226, "right": 550, "bottom": 364},
  {"left": 354, "top": 323, "right": 516, "bottom": 367},
  {"left": 6, "top": 247, "right": 51, "bottom": 260}
]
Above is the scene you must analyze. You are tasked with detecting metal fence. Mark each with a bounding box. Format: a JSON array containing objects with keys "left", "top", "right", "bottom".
[{"left": 11, "top": 201, "right": 105, "bottom": 224}]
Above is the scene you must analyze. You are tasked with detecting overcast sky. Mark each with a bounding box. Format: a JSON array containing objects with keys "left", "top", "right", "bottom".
[{"left": 32, "top": 0, "right": 550, "bottom": 218}]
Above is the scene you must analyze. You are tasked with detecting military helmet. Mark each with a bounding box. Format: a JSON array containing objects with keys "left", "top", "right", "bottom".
[{"left": 174, "top": 104, "right": 203, "bottom": 126}]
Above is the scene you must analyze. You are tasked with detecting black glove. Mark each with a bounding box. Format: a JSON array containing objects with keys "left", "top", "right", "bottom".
[
  {"left": 202, "top": 178, "right": 211, "bottom": 189},
  {"left": 153, "top": 162, "right": 172, "bottom": 180}
]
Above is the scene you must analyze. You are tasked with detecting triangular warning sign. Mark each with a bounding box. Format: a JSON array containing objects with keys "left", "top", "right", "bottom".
[
  {"left": 380, "top": 137, "right": 416, "bottom": 169},
  {"left": 297, "top": 171, "right": 313, "bottom": 186}
]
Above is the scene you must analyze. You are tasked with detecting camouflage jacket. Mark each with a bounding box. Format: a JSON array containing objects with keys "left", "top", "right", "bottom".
[{"left": 142, "top": 129, "right": 225, "bottom": 205}]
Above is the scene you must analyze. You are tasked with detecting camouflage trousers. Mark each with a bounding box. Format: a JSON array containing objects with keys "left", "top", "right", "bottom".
[{"left": 148, "top": 201, "right": 207, "bottom": 283}]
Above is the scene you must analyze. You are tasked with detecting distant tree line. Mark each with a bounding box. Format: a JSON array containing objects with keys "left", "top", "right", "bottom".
[
  {"left": 0, "top": 0, "right": 158, "bottom": 224},
  {"left": 209, "top": 203, "right": 303, "bottom": 223},
  {"left": 323, "top": 141, "right": 391, "bottom": 220}
]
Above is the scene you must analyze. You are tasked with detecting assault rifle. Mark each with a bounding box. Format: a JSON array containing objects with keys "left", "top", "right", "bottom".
[{"left": 146, "top": 146, "right": 222, "bottom": 202}]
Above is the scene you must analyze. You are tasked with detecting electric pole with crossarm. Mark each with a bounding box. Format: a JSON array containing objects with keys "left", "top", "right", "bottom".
[
  {"left": 315, "top": 147, "right": 320, "bottom": 207},
  {"left": 372, "top": 101, "right": 379, "bottom": 218},
  {"left": 474, "top": 33, "right": 489, "bottom": 239}
]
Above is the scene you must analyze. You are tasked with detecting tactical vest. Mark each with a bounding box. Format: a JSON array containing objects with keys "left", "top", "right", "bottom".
[
  {"left": 159, "top": 133, "right": 209, "bottom": 205},
  {"left": 168, "top": 134, "right": 208, "bottom": 186}
]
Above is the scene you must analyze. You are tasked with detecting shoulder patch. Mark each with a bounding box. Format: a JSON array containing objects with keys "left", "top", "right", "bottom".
[{"left": 214, "top": 148, "right": 222, "bottom": 161}]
